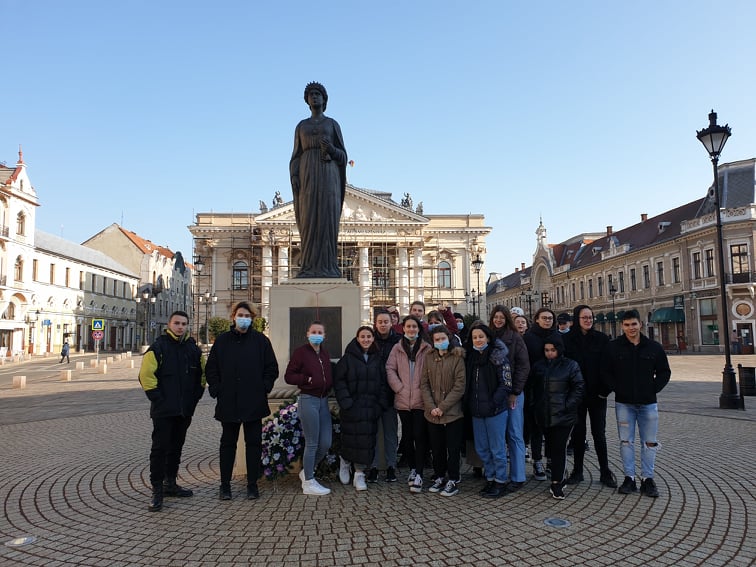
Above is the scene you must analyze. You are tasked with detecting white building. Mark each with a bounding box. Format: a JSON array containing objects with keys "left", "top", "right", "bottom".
[{"left": 0, "top": 150, "right": 139, "bottom": 355}]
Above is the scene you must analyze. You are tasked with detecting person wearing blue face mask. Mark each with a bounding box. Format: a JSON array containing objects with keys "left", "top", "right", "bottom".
[
  {"left": 464, "top": 322, "right": 514, "bottom": 498},
  {"left": 285, "top": 321, "right": 334, "bottom": 496},
  {"left": 421, "top": 327, "right": 466, "bottom": 497},
  {"left": 206, "top": 301, "right": 279, "bottom": 501}
]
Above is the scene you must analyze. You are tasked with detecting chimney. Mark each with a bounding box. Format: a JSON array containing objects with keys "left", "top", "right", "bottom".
[
  {"left": 607, "top": 225, "right": 613, "bottom": 236},
  {"left": 641, "top": 213, "right": 648, "bottom": 222}
]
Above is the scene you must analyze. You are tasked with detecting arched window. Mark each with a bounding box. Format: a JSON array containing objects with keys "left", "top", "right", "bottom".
[
  {"left": 437, "top": 261, "right": 452, "bottom": 289},
  {"left": 233, "top": 261, "right": 249, "bottom": 290},
  {"left": 7, "top": 302, "right": 15, "bottom": 319},
  {"left": 16, "top": 213, "right": 25, "bottom": 236},
  {"left": 14, "top": 256, "right": 23, "bottom": 281}
]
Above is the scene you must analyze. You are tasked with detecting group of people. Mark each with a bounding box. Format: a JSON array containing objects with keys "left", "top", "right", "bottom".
[{"left": 138, "top": 298, "right": 671, "bottom": 511}]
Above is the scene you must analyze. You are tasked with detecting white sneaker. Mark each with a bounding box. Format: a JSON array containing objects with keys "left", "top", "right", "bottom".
[
  {"left": 410, "top": 474, "right": 423, "bottom": 493},
  {"left": 407, "top": 469, "right": 417, "bottom": 486},
  {"left": 299, "top": 469, "right": 305, "bottom": 485},
  {"left": 428, "top": 477, "right": 445, "bottom": 493},
  {"left": 339, "top": 457, "right": 351, "bottom": 485},
  {"left": 302, "top": 478, "right": 330, "bottom": 496},
  {"left": 353, "top": 472, "right": 367, "bottom": 491}
]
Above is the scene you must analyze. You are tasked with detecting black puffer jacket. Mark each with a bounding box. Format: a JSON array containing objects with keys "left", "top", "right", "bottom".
[
  {"left": 563, "top": 325, "right": 610, "bottom": 399},
  {"left": 465, "top": 339, "right": 512, "bottom": 418},
  {"left": 529, "top": 340, "right": 585, "bottom": 429},
  {"left": 334, "top": 338, "right": 390, "bottom": 466},
  {"left": 138, "top": 331, "right": 204, "bottom": 419},
  {"left": 206, "top": 326, "right": 279, "bottom": 422}
]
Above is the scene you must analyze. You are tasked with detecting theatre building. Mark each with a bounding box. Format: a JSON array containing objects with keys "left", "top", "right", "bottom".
[{"left": 189, "top": 184, "right": 490, "bottom": 326}]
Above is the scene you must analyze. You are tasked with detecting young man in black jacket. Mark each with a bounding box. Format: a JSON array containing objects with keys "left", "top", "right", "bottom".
[
  {"left": 139, "top": 311, "right": 205, "bottom": 511},
  {"left": 603, "top": 309, "right": 671, "bottom": 498}
]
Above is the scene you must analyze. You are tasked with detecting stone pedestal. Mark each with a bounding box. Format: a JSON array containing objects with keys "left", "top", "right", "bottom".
[{"left": 268, "top": 278, "right": 361, "bottom": 398}]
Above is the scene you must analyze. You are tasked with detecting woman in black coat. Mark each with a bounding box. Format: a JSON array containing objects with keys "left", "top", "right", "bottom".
[
  {"left": 206, "top": 301, "right": 279, "bottom": 501},
  {"left": 334, "top": 326, "right": 390, "bottom": 491},
  {"left": 529, "top": 335, "right": 585, "bottom": 500}
]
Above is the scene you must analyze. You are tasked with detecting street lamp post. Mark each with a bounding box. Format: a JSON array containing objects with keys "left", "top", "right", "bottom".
[
  {"left": 193, "top": 255, "right": 205, "bottom": 340},
  {"left": 609, "top": 284, "right": 617, "bottom": 338},
  {"left": 202, "top": 290, "right": 217, "bottom": 345},
  {"left": 696, "top": 110, "right": 740, "bottom": 410},
  {"left": 471, "top": 253, "right": 484, "bottom": 319},
  {"left": 520, "top": 289, "right": 538, "bottom": 319},
  {"left": 137, "top": 291, "right": 156, "bottom": 346}
]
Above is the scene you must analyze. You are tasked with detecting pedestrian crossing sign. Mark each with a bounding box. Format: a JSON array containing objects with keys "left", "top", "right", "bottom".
[{"left": 92, "top": 319, "right": 104, "bottom": 330}]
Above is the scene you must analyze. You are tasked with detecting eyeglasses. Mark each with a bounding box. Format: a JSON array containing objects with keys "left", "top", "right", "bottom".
[
  {"left": 579, "top": 316, "right": 594, "bottom": 321},
  {"left": 539, "top": 316, "right": 554, "bottom": 321}
]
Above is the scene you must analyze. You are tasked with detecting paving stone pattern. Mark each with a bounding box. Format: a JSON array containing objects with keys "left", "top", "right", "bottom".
[{"left": 0, "top": 354, "right": 754, "bottom": 566}]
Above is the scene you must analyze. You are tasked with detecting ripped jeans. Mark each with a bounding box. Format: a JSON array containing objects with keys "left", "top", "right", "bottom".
[{"left": 615, "top": 402, "right": 659, "bottom": 479}]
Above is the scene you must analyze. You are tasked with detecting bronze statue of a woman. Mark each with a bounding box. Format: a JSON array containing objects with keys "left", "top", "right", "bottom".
[{"left": 289, "top": 82, "right": 348, "bottom": 278}]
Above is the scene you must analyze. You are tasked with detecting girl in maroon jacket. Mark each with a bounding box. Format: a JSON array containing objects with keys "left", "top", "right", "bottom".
[{"left": 285, "top": 321, "right": 333, "bottom": 496}]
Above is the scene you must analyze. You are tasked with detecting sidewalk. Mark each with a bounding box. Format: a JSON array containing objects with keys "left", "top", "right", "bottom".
[{"left": 0, "top": 354, "right": 753, "bottom": 566}]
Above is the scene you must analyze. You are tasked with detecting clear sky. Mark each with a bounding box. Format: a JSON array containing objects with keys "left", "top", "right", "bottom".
[{"left": 5, "top": 0, "right": 756, "bottom": 281}]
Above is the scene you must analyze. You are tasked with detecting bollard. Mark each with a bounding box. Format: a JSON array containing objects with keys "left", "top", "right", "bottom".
[
  {"left": 60, "top": 370, "right": 72, "bottom": 382},
  {"left": 128, "top": 360, "right": 135, "bottom": 369},
  {"left": 100, "top": 363, "right": 108, "bottom": 374},
  {"left": 76, "top": 361, "right": 85, "bottom": 370},
  {"left": 12, "top": 376, "right": 26, "bottom": 389},
  {"left": 90, "top": 359, "right": 98, "bottom": 368},
  {"left": 107, "top": 356, "right": 114, "bottom": 365}
]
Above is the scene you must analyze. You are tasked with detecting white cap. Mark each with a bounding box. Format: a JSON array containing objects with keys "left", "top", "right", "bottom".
[{"left": 510, "top": 307, "right": 525, "bottom": 317}]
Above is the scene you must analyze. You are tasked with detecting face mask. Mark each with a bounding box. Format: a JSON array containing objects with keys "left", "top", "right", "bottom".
[
  {"left": 457, "top": 322, "right": 464, "bottom": 331},
  {"left": 428, "top": 323, "right": 442, "bottom": 331},
  {"left": 473, "top": 343, "right": 489, "bottom": 352},
  {"left": 558, "top": 328, "right": 569, "bottom": 334},
  {"left": 235, "top": 317, "right": 252, "bottom": 330},
  {"left": 308, "top": 334, "right": 324, "bottom": 345},
  {"left": 404, "top": 332, "right": 418, "bottom": 341},
  {"left": 434, "top": 340, "right": 450, "bottom": 351}
]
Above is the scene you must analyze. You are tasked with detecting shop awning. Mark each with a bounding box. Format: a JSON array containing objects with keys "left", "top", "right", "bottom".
[
  {"left": 650, "top": 307, "right": 685, "bottom": 323},
  {"left": 594, "top": 313, "right": 605, "bottom": 322},
  {"left": 605, "top": 312, "right": 615, "bottom": 321}
]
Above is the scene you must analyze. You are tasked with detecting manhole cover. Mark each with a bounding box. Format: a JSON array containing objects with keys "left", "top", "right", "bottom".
[
  {"left": 5, "top": 536, "right": 37, "bottom": 548},
  {"left": 544, "top": 517, "right": 571, "bottom": 528}
]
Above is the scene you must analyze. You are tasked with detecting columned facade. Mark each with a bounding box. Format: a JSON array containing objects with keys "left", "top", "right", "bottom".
[{"left": 189, "top": 185, "right": 490, "bottom": 328}]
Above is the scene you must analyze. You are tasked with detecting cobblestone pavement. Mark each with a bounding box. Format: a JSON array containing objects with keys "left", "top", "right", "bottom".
[{"left": 0, "top": 354, "right": 754, "bottom": 566}]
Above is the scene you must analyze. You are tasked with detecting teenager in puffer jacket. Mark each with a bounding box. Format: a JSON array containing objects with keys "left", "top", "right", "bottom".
[{"left": 529, "top": 334, "right": 585, "bottom": 500}]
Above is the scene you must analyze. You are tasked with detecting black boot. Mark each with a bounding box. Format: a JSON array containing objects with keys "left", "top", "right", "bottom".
[
  {"left": 482, "top": 481, "right": 507, "bottom": 498},
  {"left": 163, "top": 478, "right": 193, "bottom": 497},
  {"left": 148, "top": 485, "right": 163, "bottom": 512}
]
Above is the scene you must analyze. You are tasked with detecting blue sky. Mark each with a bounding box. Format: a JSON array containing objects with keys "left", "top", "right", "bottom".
[{"left": 5, "top": 0, "right": 756, "bottom": 280}]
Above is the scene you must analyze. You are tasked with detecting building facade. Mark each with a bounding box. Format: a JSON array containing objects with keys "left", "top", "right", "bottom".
[
  {"left": 487, "top": 158, "right": 756, "bottom": 354},
  {"left": 83, "top": 224, "right": 193, "bottom": 347},
  {"left": 189, "top": 184, "right": 491, "bottom": 328},
  {"left": 0, "top": 151, "right": 140, "bottom": 355}
]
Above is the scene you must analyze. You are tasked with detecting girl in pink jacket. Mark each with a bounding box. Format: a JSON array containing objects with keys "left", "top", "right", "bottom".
[{"left": 386, "top": 315, "right": 433, "bottom": 493}]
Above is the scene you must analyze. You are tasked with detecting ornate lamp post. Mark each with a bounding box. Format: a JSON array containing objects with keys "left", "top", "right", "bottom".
[
  {"left": 471, "top": 253, "right": 484, "bottom": 319},
  {"left": 609, "top": 284, "right": 617, "bottom": 338},
  {"left": 137, "top": 290, "right": 156, "bottom": 346},
  {"left": 193, "top": 255, "right": 205, "bottom": 340},
  {"left": 520, "top": 288, "right": 538, "bottom": 319},
  {"left": 201, "top": 290, "right": 217, "bottom": 345},
  {"left": 696, "top": 110, "right": 740, "bottom": 410}
]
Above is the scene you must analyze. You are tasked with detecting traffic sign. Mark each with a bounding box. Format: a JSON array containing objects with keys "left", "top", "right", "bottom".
[
  {"left": 92, "top": 330, "right": 104, "bottom": 341},
  {"left": 92, "top": 319, "right": 104, "bottom": 330}
]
